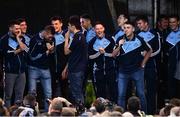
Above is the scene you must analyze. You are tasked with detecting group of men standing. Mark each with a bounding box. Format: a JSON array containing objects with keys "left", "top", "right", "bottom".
[{"left": 0, "top": 13, "right": 180, "bottom": 114}]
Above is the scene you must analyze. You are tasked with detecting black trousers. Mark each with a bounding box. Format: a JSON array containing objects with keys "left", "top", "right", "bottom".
[{"left": 94, "top": 68, "right": 117, "bottom": 103}]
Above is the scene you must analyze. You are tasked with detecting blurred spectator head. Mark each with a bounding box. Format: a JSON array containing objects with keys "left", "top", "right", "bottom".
[
  {"left": 113, "top": 105, "right": 124, "bottom": 113},
  {"left": 122, "top": 112, "right": 134, "bottom": 117},
  {"left": 110, "top": 111, "right": 122, "bottom": 116},
  {"left": 127, "top": 96, "right": 141, "bottom": 116},
  {"left": 61, "top": 107, "right": 76, "bottom": 116},
  {"left": 48, "top": 97, "right": 63, "bottom": 116},
  {"left": 169, "top": 98, "right": 180, "bottom": 106},
  {"left": 23, "top": 93, "right": 36, "bottom": 108},
  {"left": 0, "top": 98, "right": 9, "bottom": 116},
  {"left": 92, "top": 97, "right": 106, "bottom": 113},
  {"left": 170, "top": 106, "right": 180, "bottom": 116},
  {"left": 163, "top": 104, "right": 175, "bottom": 116}
]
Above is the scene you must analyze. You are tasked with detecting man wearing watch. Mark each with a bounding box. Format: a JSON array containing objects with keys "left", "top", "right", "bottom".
[
  {"left": 136, "top": 15, "right": 160, "bottom": 114},
  {"left": 112, "top": 21, "right": 152, "bottom": 112}
]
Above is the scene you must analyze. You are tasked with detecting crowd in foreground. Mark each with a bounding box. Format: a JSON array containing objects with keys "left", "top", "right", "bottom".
[{"left": 0, "top": 94, "right": 180, "bottom": 116}]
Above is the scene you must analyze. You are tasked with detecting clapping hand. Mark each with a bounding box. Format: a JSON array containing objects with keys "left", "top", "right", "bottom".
[{"left": 99, "top": 47, "right": 105, "bottom": 54}]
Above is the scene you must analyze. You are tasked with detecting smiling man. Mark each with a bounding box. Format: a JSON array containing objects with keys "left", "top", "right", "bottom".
[
  {"left": 165, "top": 14, "right": 180, "bottom": 100},
  {"left": 136, "top": 15, "right": 160, "bottom": 114},
  {"left": 28, "top": 25, "right": 55, "bottom": 112},
  {"left": 0, "top": 19, "right": 28, "bottom": 108},
  {"left": 88, "top": 21, "right": 117, "bottom": 103},
  {"left": 50, "top": 16, "right": 68, "bottom": 98},
  {"left": 113, "top": 21, "right": 152, "bottom": 112}
]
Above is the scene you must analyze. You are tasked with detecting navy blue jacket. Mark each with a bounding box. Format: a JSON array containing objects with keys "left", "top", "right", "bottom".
[
  {"left": 168, "top": 41, "right": 180, "bottom": 79},
  {"left": 0, "top": 33, "right": 27, "bottom": 74},
  {"left": 137, "top": 29, "right": 160, "bottom": 68},
  {"left": 28, "top": 33, "right": 52, "bottom": 69},
  {"left": 165, "top": 29, "right": 180, "bottom": 78},
  {"left": 113, "top": 27, "right": 125, "bottom": 42},
  {"left": 165, "top": 29, "right": 180, "bottom": 56},
  {"left": 50, "top": 31, "right": 68, "bottom": 73},
  {"left": 116, "top": 35, "right": 151, "bottom": 74},
  {"left": 88, "top": 35, "right": 115, "bottom": 73},
  {"left": 174, "top": 41, "right": 180, "bottom": 80}
]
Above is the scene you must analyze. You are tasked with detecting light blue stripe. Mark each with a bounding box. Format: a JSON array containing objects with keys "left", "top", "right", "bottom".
[
  {"left": 54, "top": 33, "right": 65, "bottom": 45},
  {"left": 93, "top": 37, "right": 110, "bottom": 51},
  {"left": 122, "top": 38, "right": 142, "bottom": 53},
  {"left": 8, "top": 38, "right": 18, "bottom": 50},
  {"left": 166, "top": 31, "right": 180, "bottom": 46},
  {"left": 138, "top": 31, "right": 155, "bottom": 42}
]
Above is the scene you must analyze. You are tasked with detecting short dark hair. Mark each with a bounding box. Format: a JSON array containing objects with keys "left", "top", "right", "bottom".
[
  {"left": 17, "top": 18, "right": 26, "bottom": 23},
  {"left": 93, "top": 97, "right": 106, "bottom": 113},
  {"left": 157, "top": 15, "right": 169, "bottom": 22},
  {"left": 68, "top": 15, "right": 81, "bottom": 30},
  {"left": 50, "top": 16, "right": 63, "bottom": 22},
  {"left": 136, "top": 15, "right": 149, "bottom": 23},
  {"left": 23, "top": 94, "right": 36, "bottom": 107},
  {"left": 169, "top": 98, "right": 180, "bottom": 106},
  {"left": 127, "top": 96, "right": 141, "bottom": 113},
  {"left": 80, "top": 13, "right": 92, "bottom": 21},
  {"left": 124, "top": 21, "right": 135, "bottom": 27},
  {"left": 8, "top": 19, "right": 20, "bottom": 27},
  {"left": 118, "top": 13, "right": 129, "bottom": 20},
  {"left": 44, "top": 25, "right": 56, "bottom": 35},
  {"left": 94, "top": 21, "right": 105, "bottom": 27},
  {"left": 169, "top": 14, "right": 179, "bottom": 21}
]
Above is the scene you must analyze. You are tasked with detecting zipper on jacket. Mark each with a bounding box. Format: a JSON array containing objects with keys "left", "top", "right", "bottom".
[
  {"left": 17, "top": 55, "right": 21, "bottom": 73},
  {"left": 55, "top": 44, "right": 58, "bottom": 73},
  {"left": 103, "top": 56, "right": 106, "bottom": 75}
]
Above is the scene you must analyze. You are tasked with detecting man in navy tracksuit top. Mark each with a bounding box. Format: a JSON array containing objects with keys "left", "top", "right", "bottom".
[
  {"left": 113, "top": 14, "right": 128, "bottom": 42},
  {"left": 28, "top": 25, "right": 55, "bottom": 112},
  {"left": 17, "top": 18, "right": 32, "bottom": 47},
  {"left": 80, "top": 14, "right": 96, "bottom": 43},
  {"left": 136, "top": 15, "right": 161, "bottom": 114},
  {"left": 155, "top": 15, "right": 171, "bottom": 108},
  {"left": 168, "top": 41, "right": 180, "bottom": 98},
  {"left": 112, "top": 21, "right": 152, "bottom": 112},
  {"left": 80, "top": 14, "right": 96, "bottom": 97},
  {"left": 0, "top": 20, "right": 28, "bottom": 107},
  {"left": 173, "top": 41, "right": 180, "bottom": 85},
  {"left": 88, "top": 22, "right": 117, "bottom": 103},
  {"left": 17, "top": 18, "right": 33, "bottom": 96},
  {"left": 50, "top": 16, "right": 68, "bottom": 98},
  {"left": 165, "top": 15, "right": 180, "bottom": 99}
]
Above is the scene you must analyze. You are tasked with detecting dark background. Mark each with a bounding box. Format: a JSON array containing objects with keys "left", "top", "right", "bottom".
[
  {"left": 0, "top": 0, "right": 115, "bottom": 36},
  {"left": 1, "top": 0, "right": 180, "bottom": 36}
]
